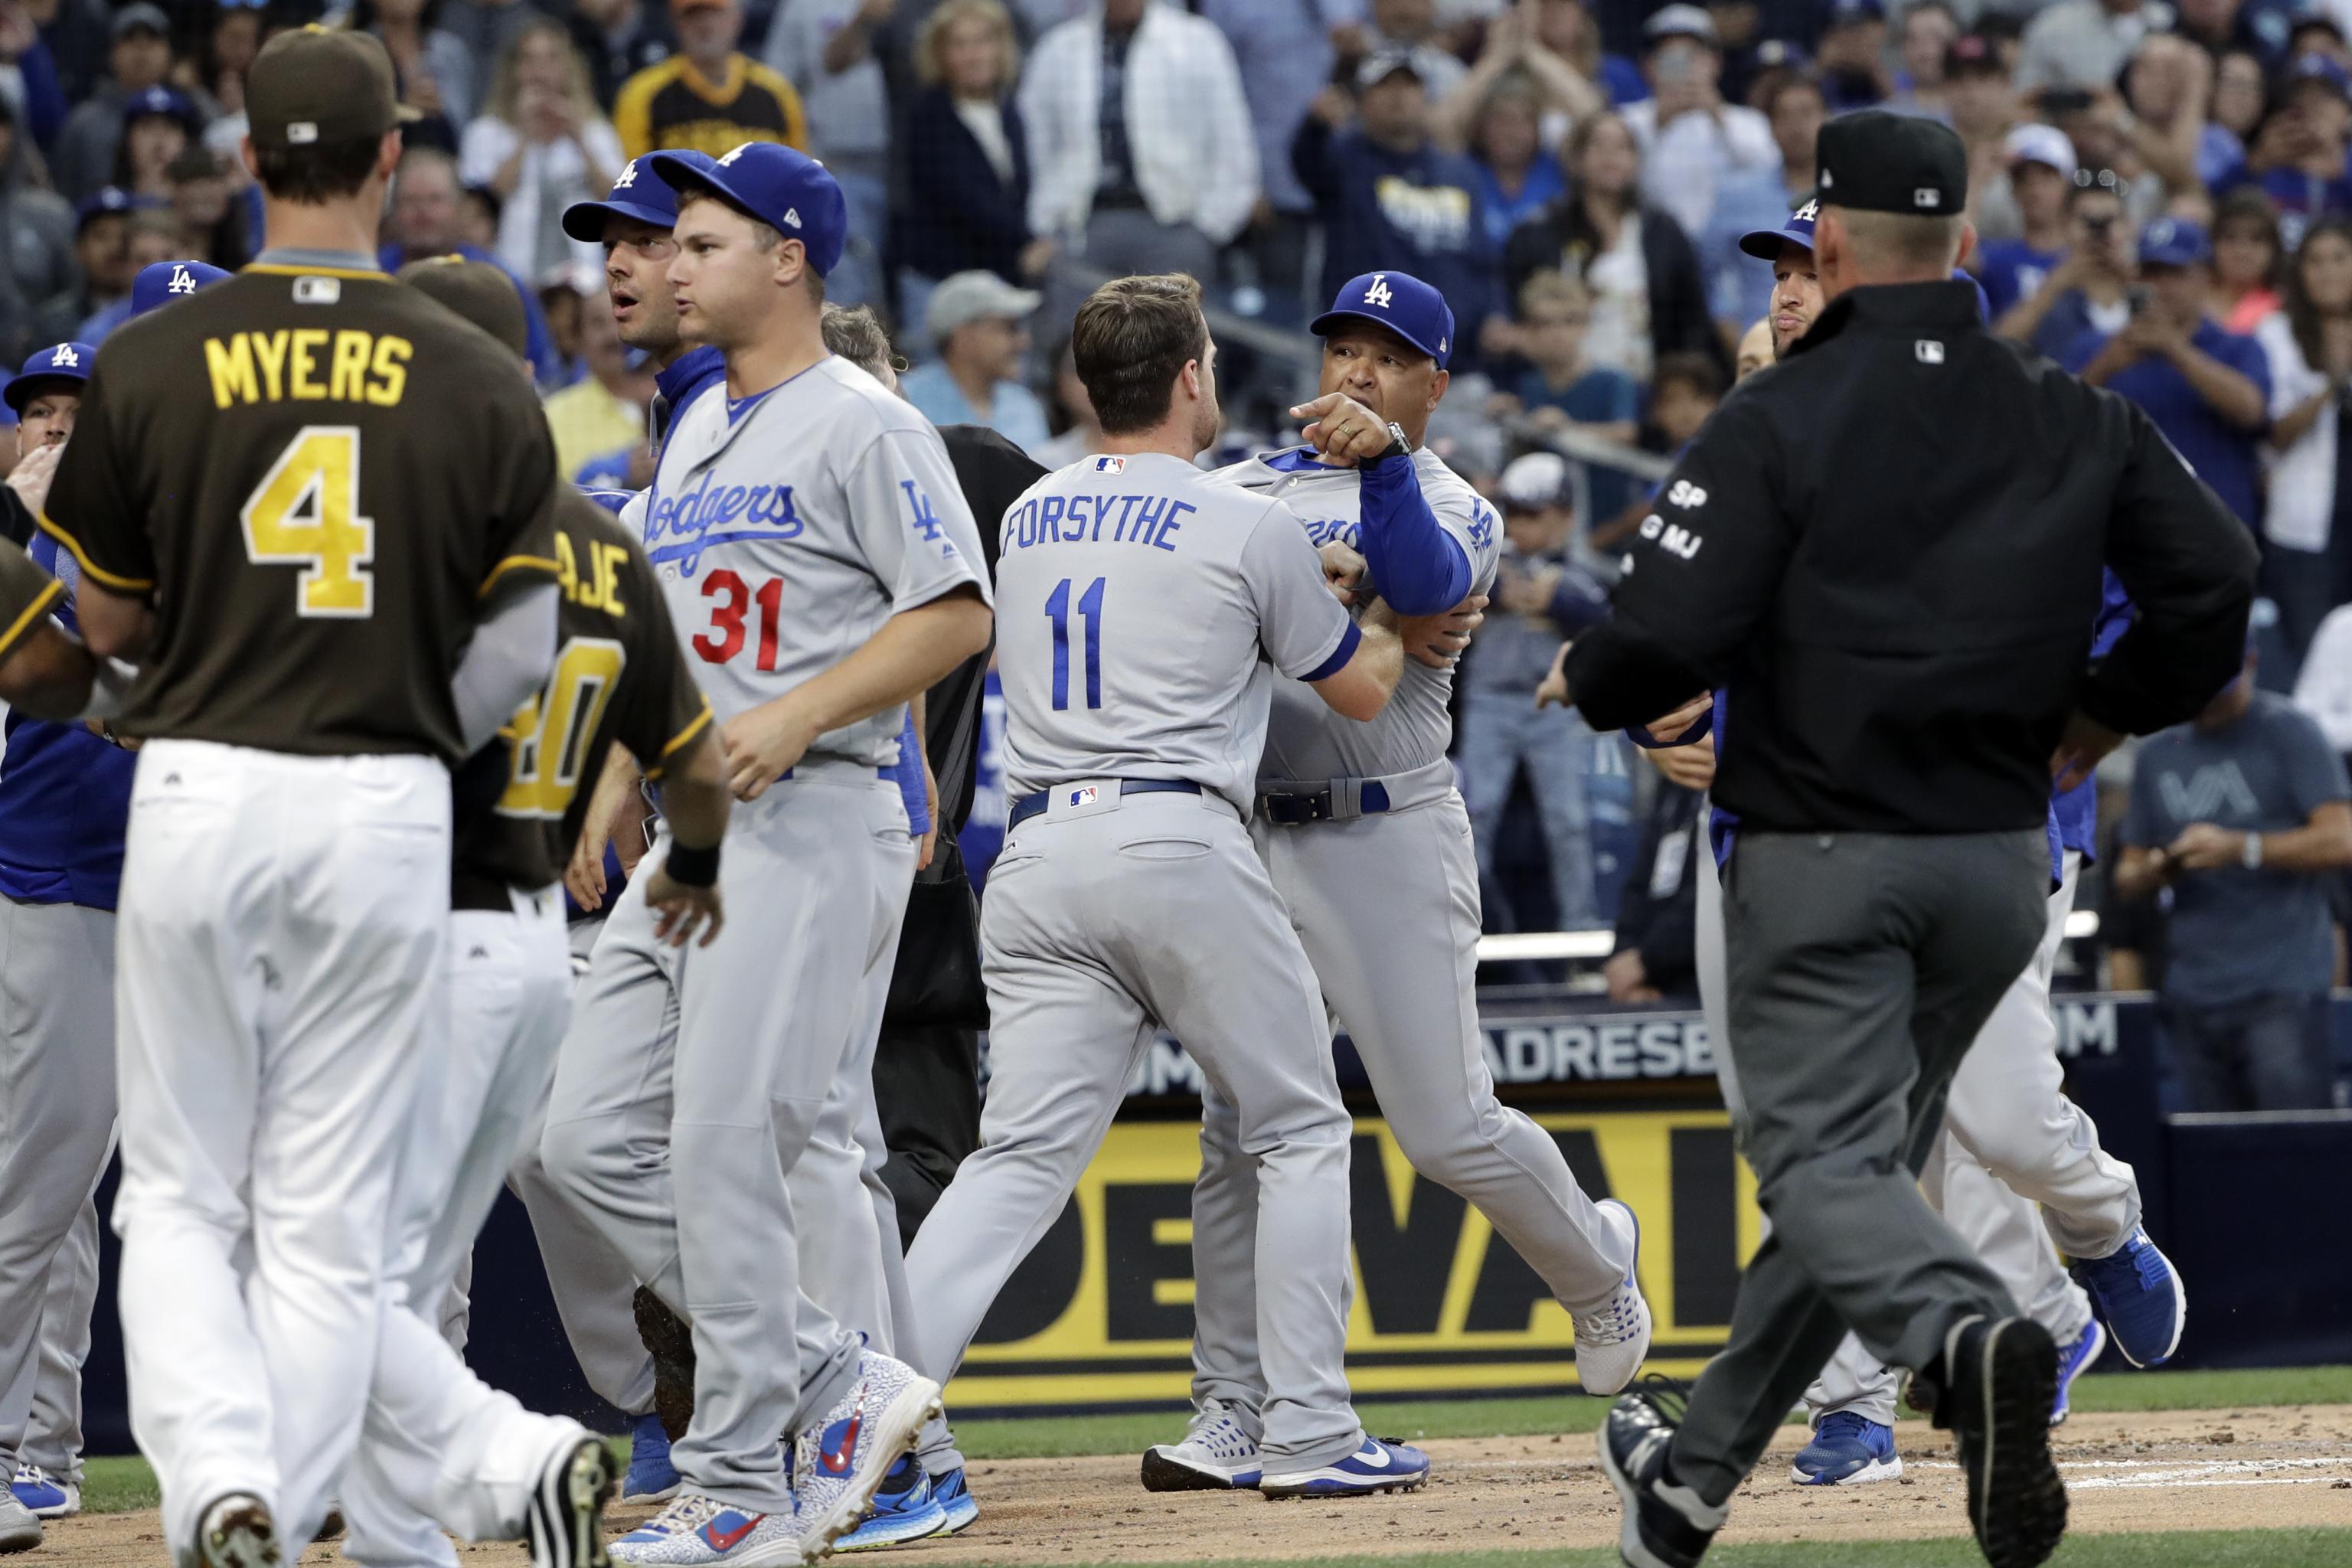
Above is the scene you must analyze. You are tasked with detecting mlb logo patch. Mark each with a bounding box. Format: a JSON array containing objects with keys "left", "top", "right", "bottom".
[
  {"left": 1092, "top": 456, "right": 1126, "bottom": 475},
  {"left": 1070, "top": 786, "right": 1100, "bottom": 808}
]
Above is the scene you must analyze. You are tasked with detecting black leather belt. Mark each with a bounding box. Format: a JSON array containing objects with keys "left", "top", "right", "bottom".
[
  {"left": 1255, "top": 779, "right": 1392, "bottom": 826},
  {"left": 1008, "top": 778, "right": 1202, "bottom": 830}
]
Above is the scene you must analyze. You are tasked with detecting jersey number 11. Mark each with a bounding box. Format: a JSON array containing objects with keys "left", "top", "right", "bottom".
[{"left": 1046, "top": 576, "right": 1104, "bottom": 711}]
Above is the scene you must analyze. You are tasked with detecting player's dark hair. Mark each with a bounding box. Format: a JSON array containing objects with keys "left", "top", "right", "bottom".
[
  {"left": 252, "top": 133, "right": 384, "bottom": 204},
  {"left": 1071, "top": 273, "right": 1207, "bottom": 436}
]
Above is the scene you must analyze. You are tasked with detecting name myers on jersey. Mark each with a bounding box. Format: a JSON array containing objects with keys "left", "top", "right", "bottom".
[
  {"left": 204, "top": 329, "right": 413, "bottom": 408},
  {"left": 1004, "top": 491, "right": 1194, "bottom": 553},
  {"left": 642, "top": 472, "right": 802, "bottom": 577}
]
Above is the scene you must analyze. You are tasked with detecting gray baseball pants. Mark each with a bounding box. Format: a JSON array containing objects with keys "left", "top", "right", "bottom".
[{"left": 903, "top": 786, "right": 1365, "bottom": 1468}]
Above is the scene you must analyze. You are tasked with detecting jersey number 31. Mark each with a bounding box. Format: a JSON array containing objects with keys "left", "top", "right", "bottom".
[{"left": 241, "top": 426, "right": 375, "bottom": 617}]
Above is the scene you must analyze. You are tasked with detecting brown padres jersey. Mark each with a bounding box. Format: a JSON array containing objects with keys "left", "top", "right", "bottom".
[
  {"left": 450, "top": 491, "right": 713, "bottom": 907},
  {"left": 41, "top": 263, "right": 561, "bottom": 763},
  {"left": 0, "top": 541, "right": 64, "bottom": 668}
]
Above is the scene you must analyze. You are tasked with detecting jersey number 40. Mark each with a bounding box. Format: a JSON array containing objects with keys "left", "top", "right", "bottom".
[
  {"left": 240, "top": 426, "right": 376, "bottom": 617},
  {"left": 500, "top": 635, "right": 626, "bottom": 820}
]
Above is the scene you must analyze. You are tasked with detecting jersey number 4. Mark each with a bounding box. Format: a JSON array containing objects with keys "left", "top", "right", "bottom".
[
  {"left": 240, "top": 426, "right": 375, "bottom": 618},
  {"left": 500, "top": 636, "right": 626, "bottom": 819},
  {"left": 1046, "top": 576, "right": 1104, "bottom": 711}
]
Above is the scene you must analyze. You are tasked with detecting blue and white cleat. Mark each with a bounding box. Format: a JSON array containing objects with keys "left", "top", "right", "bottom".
[
  {"left": 1259, "top": 1436, "right": 1429, "bottom": 1499},
  {"left": 2050, "top": 1318, "right": 2105, "bottom": 1426},
  {"left": 624, "top": 1412, "right": 682, "bottom": 1506},
  {"left": 1141, "top": 1398, "right": 1263, "bottom": 1491},
  {"left": 1575, "top": 1199, "right": 1654, "bottom": 1397},
  {"left": 10, "top": 1464, "right": 77, "bottom": 1520},
  {"left": 1789, "top": 1410, "right": 1903, "bottom": 1485},
  {"left": 791, "top": 1349, "right": 945, "bottom": 1560},
  {"left": 2072, "top": 1227, "right": 2185, "bottom": 1368},
  {"left": 929, "top": 1468, "right": 978, "bottom": 1535},
  {"left": 836, "top": 1459, "right": 948, "bottom": 1551},
  {"left": 609, "top": 1494, "right": 799, "bottom": 1566}
]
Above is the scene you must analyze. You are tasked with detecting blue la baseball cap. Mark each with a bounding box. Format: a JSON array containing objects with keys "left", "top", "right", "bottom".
[
  {"left": 1739, "top": 194, "right": 1818, "bottom": 260},
  {"left": 1310, "top": 270, "right": 1455, "bottom": 368},
  {"left": 74, "top": 185, "right": 160, "bottom": 233},
  {"left": 132, "top": 259, "right": 230, "bottom": 318},
  {"left": 2139, "top": 215, "right": 2212, "bottom": 269},
  {"left": 3, "top": 343, "right": 96, "bottom": 415},
  {"left": 560, "top": 150, "right": 716, "bottom": 243},
  {"left": 648, "top": 142, "right": 848, "bottom": 277},
  {"left": 122, "top": 83, "right": 199, "bottom": 129},
  {"left": 2288, "top": 49, "right": 2352, "bottom": 100}
]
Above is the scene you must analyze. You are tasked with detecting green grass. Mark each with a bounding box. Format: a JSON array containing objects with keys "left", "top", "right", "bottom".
[
  {"left": 65, "top": 1364, "right": 2352, "bottom": 1517},
  {"left": 1057, "top": 1534, "right": 2352, "bottom": 1568},
  {"left": 949, "top": 1364, "right": 2352, "bottom": 1462}
]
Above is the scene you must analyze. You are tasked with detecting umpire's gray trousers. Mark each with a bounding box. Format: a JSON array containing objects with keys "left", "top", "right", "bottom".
[{"left": 1668, "top": 828, "right": 2046, "bottom": 1505}]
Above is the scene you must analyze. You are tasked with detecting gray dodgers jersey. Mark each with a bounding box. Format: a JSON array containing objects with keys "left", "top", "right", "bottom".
[
  {"left": 995, "top": 451, "right": 1357, "bottom": 813},
  {"left": 1210, "top": 446, "right": 1499, "bottom": 781},
  {"left": 640, "top": 356, "right": 991, "bottom": 766}
]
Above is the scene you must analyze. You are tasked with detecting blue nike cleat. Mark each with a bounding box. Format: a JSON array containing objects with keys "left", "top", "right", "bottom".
[
  {"left": 11, "top": 1464, "right": 77, "bottom": 1520},
  {"left": 1259, "top": 1436, "right": 1429, "bottom": 1499},
  {"left": 2072, "top": 1227, "right": 2186, "bottom": 1368},
  {"left": 625, "top": 1410, "right": 682, "bottom": 1505},
  {"left": 837, "top": 1458, "right": 948, "bottom": 1551},
  {"left": 1789, "top": 1410, "right": 1903, "bottom": 1485},
  {"left": 930, "top": 1467, "right": 978, "bottom": 1534},
  {"left": 2050, "top": 1318, "right": 2105, "bottom": 1426}
]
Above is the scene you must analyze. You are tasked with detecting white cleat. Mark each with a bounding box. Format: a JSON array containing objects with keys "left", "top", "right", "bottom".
[
  {"left": 1141, "top": 1398, "right": 1263, "bottom": 1491},
  {"left": 0, "top": 1494, "right": 38, "bottom": 1556},
  {"left": 1574, "top": 1199, "right": 1655, "bottom": 1397}
]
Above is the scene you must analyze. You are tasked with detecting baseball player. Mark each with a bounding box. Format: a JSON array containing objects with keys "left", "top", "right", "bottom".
[
  {"left": 41, "top": 29, "right": 612, "bottom": 1566},
  {"left": 0, "top": 264, "right": 231, "bottom": 1547},
  {"left": 1701, "top": 203, "right": 2182, "bottom": 1485},
  {"left": 336, "top": 256, "right": 728, "bottom": 1568},
  {"left": 1132, "top": 270, "right": 1649, "bottom": 1495},
  {"left": 902, "top": 272, "right": 1432, "bottom": 1500},
  {"left": 541, "top": 142, "right": 991, "bottom": 1565}
]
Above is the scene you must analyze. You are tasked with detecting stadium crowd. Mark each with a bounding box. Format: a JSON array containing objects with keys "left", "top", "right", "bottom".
[{"left": 0, "top": 0, "right": 2346, "bottom": 1109}]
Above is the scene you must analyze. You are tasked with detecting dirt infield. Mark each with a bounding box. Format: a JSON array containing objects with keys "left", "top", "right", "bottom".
[{"left": 32, "top": 1405, "right": 2352, "bottom": 1564}]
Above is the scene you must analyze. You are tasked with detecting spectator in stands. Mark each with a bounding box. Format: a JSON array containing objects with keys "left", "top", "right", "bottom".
[
  {"left": 0, "top": 98, "right": 78, "bottom": 367},
  {"left": 1532, "top": 0, "right": 1645, "bottom": 108},
  {"left": 2292, "top": 600, "right": 2352, "bottom": 759},
  {"left": 112, "top": 85, "right": 196, "bottom": 204},
  {"left": 1365, "top": 0, "right": 1469, "bottom": 100},
  {"left": 2175, "top": 0, "right": 2282, "bottom": 70},
  {"left": 1033, "top": 337, "right": 1099, "bottom": 468},
  {"left": 1643, "top": 348, "right": 1723, "bottom": 457},
  {"left": 2017, "top": 0, "right": 2175, "bottom": 93},
  {"left": 900, "top": 0, "right": 1040, "bottom": 340},
  {"left": 1977, "top": 123, "right": 2076, "bottom": 319},
  {"left": 1296, "top": 53, "right": 1499, "bottom": 366},
  {"left": 53, "top": 2, "right": 174, "bottom": 202},
  {"left": 457, "top": 181, "right": 502, "bottom": 251},
  {"left": 542, "top": 293, "right": 652, "bottom": 481},
  {"left": 2219, "top": 52, "right": 2352, "bottom": 250},
  {"left": 1995, "top": 167, "right": 2135, "bottom": 355},
  {"left": 1435, "top": 2, "right": 1605, "bottom": 152},
  {"left": 1886, "top": 0, "right": 1958, "bottom": 121},
  {"left": 63, "top": 190, "right": 142, "bottom": 348},
  {"left": 2211, "top": 46, "right": 2269, "bottom": 148},
  {"left": 188, "top": 2, "right": 263, "bottom": 122},
  {"left": 442, "top": 0, "right": 540, "bottom": 93},
  {"left": 1699, "top": 70, "right": 1821, "bottom": 334},
  {"left": 614, "top": 0, "right": 807, "bottom": 158},
  {"left": 1465, "top": 74, "right": 1568, "bottom": 248},
  {"left": 1762, "top": 70, "right": 1824, "bottom": 206},
  {"left": 766, "top": 0, "right": 894, "bottom": 309},
  {"left": 1458, "top": 451, "right": 1608, "bottom": 930},
  {"left": 901, "top": 270, "right": 1051, "bottom": 457},
  {"left": 1021, "top": 0, "right": 1257, "bottom": 293},
  {"left": 2122, "top": 31, "right": 2231, "bottom": 192},
  {"left": 167, "top": 146, "right": 249, "bottom": 272},
  {"left": 1605, "top": 776, "right": 1704, "bottom": 1005},
  {"left": 1947, "top": 33, "right": 2025, "bottom": 239},
  {"left": 2290, "top": 6, "right": 2350, "bottom": 67},
  {"left": 1621, "top": 6, "right": 1775, "bottom": 247},
  {"left": 459, "top": 19, "right": 623, "bottom": 282},
  {"left": 1492, "top": 269, "right": 1639, "bottom": 524},
  {"left": 2117, "top": 651, "right": 2352, "bottom": 1112},
  {"left": 379, "top": 147, "right": 559, "bottom": 381},
  {"left": 77, "top": 209, "right": 176, "bottom": 342},
  {"left": 2064, "top": 217, "right": 2271, "bottom": 531},
  {"left": 567, "top": 0, "right": 678, "bottom": 108},
  {"left": 2213, "top": 188, "right": 2284, "bottom": 333},
  {"left": 2258, "top": 216, "right": 2352, "bottom": 658},
  {"left": 1196, "top": 0, "right": 1346, "bottom": 309},
  {"left": 369, "top": 0, "right": 480, "bottom": 145},
  {"left": 1504, "top": 110, "right": 1723, "bottom": 387},
  {"left": 1815, "top": 0, "right": 1892, "bottom": 112}
]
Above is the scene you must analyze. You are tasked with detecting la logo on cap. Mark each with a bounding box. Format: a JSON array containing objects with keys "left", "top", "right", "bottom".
[
  {"left": 51, "top": 345, "right": 78, "bottom": 368},
  {"left": 718, "top": 142, "right": 751, "bottom": 165},
  {"left": 1795, "top": 198, "right": 1818, "bottom": 221},
  {"left": 1364, "top": 272, "right": 1393, "bottom": 309},
  {"left": 168, "top": 264, "right": 195, "bottom": 294},
  {"left": 613, "top": 161, "right": 639, "bottom": 188}
]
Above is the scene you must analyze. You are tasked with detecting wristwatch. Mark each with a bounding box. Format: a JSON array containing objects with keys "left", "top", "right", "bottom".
[
  {"left": 2243, "top": 831, "right": 2265, "bottom": 871},
  {"left": 1374, "top": 421, "right": 1412, "bottom": 465}
]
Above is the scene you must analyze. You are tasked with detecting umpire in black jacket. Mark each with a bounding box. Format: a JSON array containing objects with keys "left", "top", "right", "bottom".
[{"left": 1564, "top": 113, "right": 2256, "bottom": 1568}]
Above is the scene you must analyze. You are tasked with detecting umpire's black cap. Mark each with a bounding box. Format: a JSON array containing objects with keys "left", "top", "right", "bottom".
[{"left": 1815, "top": 109, "right": 1968, "bottom": 217}]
